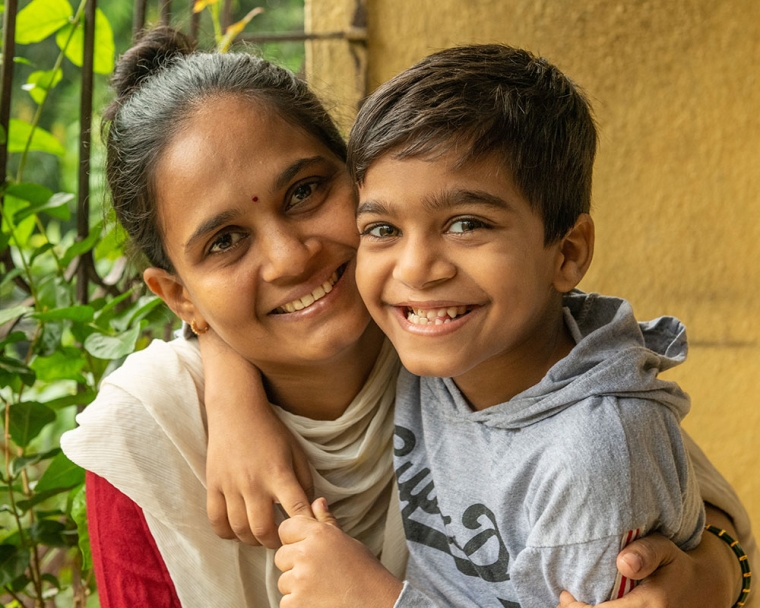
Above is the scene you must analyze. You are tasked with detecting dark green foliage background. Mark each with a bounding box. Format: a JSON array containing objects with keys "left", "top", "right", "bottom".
[{"left": 0, "top": 2, "right": 304, "bottom": 605}]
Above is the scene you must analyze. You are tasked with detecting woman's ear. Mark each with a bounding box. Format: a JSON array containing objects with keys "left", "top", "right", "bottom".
[
  {"left": 553, "top": 213, "right": 595, "bottom": 293},
  {"left": 143, "top": 267, "right": 203, "bottom": 327}
]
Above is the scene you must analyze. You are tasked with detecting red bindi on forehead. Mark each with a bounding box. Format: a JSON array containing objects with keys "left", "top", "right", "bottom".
[{"left": 252, "top": 196, "right": 259, "bottom": 202}]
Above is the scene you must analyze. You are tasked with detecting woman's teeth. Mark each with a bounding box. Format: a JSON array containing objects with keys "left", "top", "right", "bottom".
[
  {"left": 406, "top": 306, "right": 470, "bottom": 325},
  {"left": 277, "top": 271, "right": 338, "bottom": 314}
]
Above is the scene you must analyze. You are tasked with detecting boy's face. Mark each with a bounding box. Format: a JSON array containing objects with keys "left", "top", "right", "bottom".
[{"left": 356, "top": 151, "right": 578, "bottom": 406}]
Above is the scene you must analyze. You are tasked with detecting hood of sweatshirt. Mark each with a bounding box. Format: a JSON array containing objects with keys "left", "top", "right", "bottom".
[{"left": 457, "top": 290, "right": 691, "bottom": 430}]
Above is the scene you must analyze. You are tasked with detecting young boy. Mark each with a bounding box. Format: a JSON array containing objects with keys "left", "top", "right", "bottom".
[{"left": 275, "top": 44, "right": 705, "bottom": 607}]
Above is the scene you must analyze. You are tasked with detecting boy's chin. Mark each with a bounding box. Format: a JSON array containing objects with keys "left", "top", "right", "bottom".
[{"left": 398, "top": 354, "right": 466, "bottom": 380}]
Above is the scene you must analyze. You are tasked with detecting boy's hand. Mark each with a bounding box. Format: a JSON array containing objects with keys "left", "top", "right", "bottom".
[
  {"left": 556, "top": 521, "right": 741, "bottom": 607},
  {"left": 199, "top": 330, "right": 314, "bottom": 548},
  {"left": 275, "top": 498, "right": 403, "bottom": 608}
]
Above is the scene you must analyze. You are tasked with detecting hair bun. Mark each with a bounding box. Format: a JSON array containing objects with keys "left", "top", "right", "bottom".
[{"left": 106, "top": 26, "right": 196, "bottom": 115}]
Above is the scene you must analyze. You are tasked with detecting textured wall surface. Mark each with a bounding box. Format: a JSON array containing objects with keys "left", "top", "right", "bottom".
[{"left": 307, "top": 0, "right": 760, "bottom": 529}]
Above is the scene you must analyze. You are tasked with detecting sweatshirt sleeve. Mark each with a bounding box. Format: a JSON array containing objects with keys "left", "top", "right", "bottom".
[
  {"left": 510, "top": 535, "right": 626, "bottom": 607},
  {"left": 393, "top": 581, "right": 444, "bottom": 607},
  {"left": 508, "top": 397, "right": 705, "bottom": 607}
]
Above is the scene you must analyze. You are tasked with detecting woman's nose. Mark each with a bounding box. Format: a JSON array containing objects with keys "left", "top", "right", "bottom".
[
  {"left": 392, "top": 238, "right": 456, "bottom": 290},
  {"left": 259, "top": 227, "right": 321, "bottom": 283}
]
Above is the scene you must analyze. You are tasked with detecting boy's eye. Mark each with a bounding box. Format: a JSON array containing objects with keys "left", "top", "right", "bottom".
[
  {"left": 448, "top": 218, "right": 485, "bottom": 233},
  {"left": 208, "top": 230, "right": 247, "bottom": 254},
  {"left": 363, "top": 224, "right": 400, "bottom": 238}
]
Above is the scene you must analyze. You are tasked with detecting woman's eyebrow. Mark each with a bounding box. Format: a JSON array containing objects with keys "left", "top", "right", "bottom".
[
  {"left": 184, "top": 209, "right": 241, "bottom": 252},
  {"left": 274, "top": 155, "right": 330, "bottom": 191}
]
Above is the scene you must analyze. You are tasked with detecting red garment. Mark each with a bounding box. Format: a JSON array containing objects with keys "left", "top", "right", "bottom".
[{"left": 86, "top": 471, "right": 182, "bottom": 608}]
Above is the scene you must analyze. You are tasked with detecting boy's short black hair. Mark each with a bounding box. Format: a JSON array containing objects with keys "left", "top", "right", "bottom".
[{"left": 348, "top": 44, "right": 597, "bottom": 244}]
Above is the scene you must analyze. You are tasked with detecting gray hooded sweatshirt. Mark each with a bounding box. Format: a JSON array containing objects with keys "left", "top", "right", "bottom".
[{"left": 393, "top": 291, "right": 704, "bottom": 608}]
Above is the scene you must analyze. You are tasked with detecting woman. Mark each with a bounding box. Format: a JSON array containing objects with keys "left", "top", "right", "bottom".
[{"left": 61, "top": 27, "right": 755, "bottom": 608}]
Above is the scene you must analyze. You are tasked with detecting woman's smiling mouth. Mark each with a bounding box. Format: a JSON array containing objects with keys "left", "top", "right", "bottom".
[{"left": 273, "top": 264, "right": 347, "bottom": 314}]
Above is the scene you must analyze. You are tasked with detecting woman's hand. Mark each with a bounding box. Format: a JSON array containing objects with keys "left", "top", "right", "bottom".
[
  {"left": 199, "top": 330, "right": 314, "bottom": 548},
  {"left": 275, "top": 498, "right": 403, "bottom": 608},
  {"left": 557, "top": 506, "right": 742, "bottom": 607}
]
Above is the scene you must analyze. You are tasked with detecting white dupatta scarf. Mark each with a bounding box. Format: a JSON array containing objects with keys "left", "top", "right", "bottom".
[{"left": 62, "top": 337, "right": 407, "bottom": 607}]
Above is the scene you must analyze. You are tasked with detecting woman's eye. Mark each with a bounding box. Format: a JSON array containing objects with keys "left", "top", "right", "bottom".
[
  {"left": 364, "top": 224, "right": 400, "bottom": 238},
  {"left": 208, "top": 231, "right": 247, "bottom": 254},
  {"left": 288, "top": 181, "right": 318, "bottom": 207},
  {"left": 448, "top": 218, "right": 485, "bottom": 234}
]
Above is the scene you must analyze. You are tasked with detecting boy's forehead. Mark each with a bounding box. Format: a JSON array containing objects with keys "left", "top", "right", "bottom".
[
  {"left": 363, "top": 144, "right": 513, "bottom": 183},
  {"left": 357, "top": 148, "right": 533, "bottom": 217}
]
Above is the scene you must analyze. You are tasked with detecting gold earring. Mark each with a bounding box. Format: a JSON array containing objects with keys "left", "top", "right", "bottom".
[{"left": 190, "top": 320, "right": 209, "bottom": 335}]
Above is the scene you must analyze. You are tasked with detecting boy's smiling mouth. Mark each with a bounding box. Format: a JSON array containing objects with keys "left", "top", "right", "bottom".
[
  {"left": 405, "top": 305, "right": 475, "bottom": 325},
  {"left": 273, "top": 263, "right": 347, "bottom": 314}
]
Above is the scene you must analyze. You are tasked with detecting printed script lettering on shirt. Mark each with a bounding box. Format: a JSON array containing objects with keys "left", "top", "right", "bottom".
[{"left": 394, "top": 425, "right": 519, "bottom": 607}]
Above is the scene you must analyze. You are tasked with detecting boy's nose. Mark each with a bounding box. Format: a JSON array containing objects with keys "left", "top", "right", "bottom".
[
  {"left": 392, "top": 239, "right": 456, "bottom": 289},
  {"left": 260, "top": 227, "right": 321, "bottom": 283}
]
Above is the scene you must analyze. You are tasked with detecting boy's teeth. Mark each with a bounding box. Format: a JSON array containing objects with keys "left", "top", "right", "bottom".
[
  {"left": 276, "top": 271, "right": 339, "bottom": 313},
  {"left": 406, "top": 306, "right": 471, "bottom": 325}
]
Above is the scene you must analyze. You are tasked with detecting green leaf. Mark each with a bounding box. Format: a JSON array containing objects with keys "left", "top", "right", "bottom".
[
  {"left": 112, "top": 295, "right": 164, "bottom": 332},
  {"left": 29, "top": 519, "right": 69, "bottom": 547},
  {"left": 0, "top": 331, "right": 26, "bottom": 351},
  {"left": 56, "top": 8, "right": 114, "bottom": 74},
  {"left": 30, "top": 347, "right": 86, "bottom": 382},
  {"left": 11, "top": 447, "right": 61, "bottom": 477},
  {"left": 94, "top": 288, "right": 134, "bottom": 328},
  {"left": 29, "top": 242, "right": 55, "bottom": 264},
  {"left": 84, "top": 324, "right": 141, "bottom": 360},
  {"left": 44, "top": 390, "right": 95, "bottom": 410},
  {"left": 0, "top": 545, "right": 30, "bottom": 588},
  {"left": 0, "top": 305, "right": 32, "bottom": 326},
  {"left": 7, "top": 401, "right": 56, "bottom": 447},
  {"left": 34, "top": 452, "right": 84, "bottom": 493},
  {"left": 0, "top": 356, "right": 36, "bottom": 388},
  {"left": 14, "top": 191, "right": 73, "bottom": 222},
  {"left": 0, "top": 268, "right": 23, "bottom": 289},
  {"left": 15, "top": 0, "right": 72, "bottom": 44},
  {"left": 31, "top": 305, "right": 94, "bottom": 323},
  {"left": 37, "top": 321, "right": 62, "bottom": 357},
  {"left": 16, "top": 488, "right": 69, "bottom": 512},
  {"left": 61, "top": 221, "right": 103, "bottom": 266},
  {"left": 23, "top": 68, "right": 63, "bottom": 105},
  {"left": 7, "top": 118, "right": 65, "bottom": 156},
  {"left": 6, "top": 182, "right": 55, "bottom": 205},
  {"left": 70, "top": 484, "right": 91, "bottom": 570}
]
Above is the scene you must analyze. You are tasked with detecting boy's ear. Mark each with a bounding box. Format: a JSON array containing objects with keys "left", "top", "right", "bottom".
[
  {"left": 143, "top": 267, "right": 205, "bottom": 328},
  {"left": 553, "top": 213, "right": 595, "bottom": 293}
]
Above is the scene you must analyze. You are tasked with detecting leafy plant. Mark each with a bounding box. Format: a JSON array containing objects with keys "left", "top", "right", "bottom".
[
  {"left": 1, "top": 1, "right": 304, "bottom": 605},
  {"left": 0, "top": 0, "right": 173, "bottom": 605}
]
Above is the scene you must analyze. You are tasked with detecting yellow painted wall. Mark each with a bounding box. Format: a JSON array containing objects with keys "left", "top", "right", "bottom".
[{"left": 306, "top": 0, "right": 760, "bottom": 529}]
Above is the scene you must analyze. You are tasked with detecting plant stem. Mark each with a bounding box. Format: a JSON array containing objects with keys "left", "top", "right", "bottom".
[{"left": 16, "top": 0, "right": 90, "bottom": 182}]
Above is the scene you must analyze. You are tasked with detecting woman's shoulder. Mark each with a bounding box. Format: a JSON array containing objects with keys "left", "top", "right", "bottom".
[{"left": 61, "top": 336, "right": 209, "bottom": 523}]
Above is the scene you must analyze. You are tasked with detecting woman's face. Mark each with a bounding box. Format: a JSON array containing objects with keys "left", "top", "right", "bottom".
[{"left": 148, "top": 95, "right": 372, "bottom": 373}]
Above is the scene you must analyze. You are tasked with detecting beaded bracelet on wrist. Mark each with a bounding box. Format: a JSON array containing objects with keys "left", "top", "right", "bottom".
[{"left": 704, "top": 524, "right": 752, "bottom": 608}]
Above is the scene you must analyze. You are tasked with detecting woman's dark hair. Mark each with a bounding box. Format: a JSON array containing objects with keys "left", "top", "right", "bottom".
[
  {"left": 348, "top": 44, "right": 597, "bottom": 244},
  {"left": 103, "top": 26, "right": 347, "bottom": 272}
]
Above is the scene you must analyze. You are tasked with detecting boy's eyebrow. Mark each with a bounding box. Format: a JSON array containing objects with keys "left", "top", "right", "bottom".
[
  {"left": 423, "top": 188, "right": 514, "bottom": 213},
  {"left": 356, "top": 188, "right": 513, "bottom": 218},
  {"left": 355, "top": 200, "right": 390, "bottom": 218}
]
